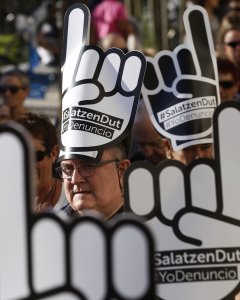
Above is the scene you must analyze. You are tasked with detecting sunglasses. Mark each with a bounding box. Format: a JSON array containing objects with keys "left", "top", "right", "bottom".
[
  {"left": 35, "top": 150, "right": 49, "bottom": 162},
  {"left": 219, "top": 81, "right": 235, "bottom": 89},
  {"left": 225, "top": 41, "right": 240, "bottom": 48},
  {"left": 0, "top": 85, "right": 25, "bottom": 94}
]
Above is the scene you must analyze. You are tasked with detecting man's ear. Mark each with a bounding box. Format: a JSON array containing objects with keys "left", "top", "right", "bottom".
[
  {"left": 118, "top": 159, "right": 131, "bottom": 178},
  {"left": 163, "top": 139, "right": 174, "bottom": 160},
  {"left": 118, "top": 159, "right": 131, "bottom": 191}
]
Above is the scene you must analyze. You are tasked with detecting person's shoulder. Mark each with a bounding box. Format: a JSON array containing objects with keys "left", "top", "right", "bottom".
[
  {"left": 107, "top": 205, "right": 124, "bottom": 221},
  {"left": 61, "top": 204, "right": 80, "bottom": 219}
]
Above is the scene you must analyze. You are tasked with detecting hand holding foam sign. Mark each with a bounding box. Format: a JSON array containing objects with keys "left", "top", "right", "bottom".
[
  {"left": 124, "top": 102, "right": 240, "bottom": 300},
  {"left": 0, "top": 123, "right": 155, "bottom": 300},
  {"left": 60, "top": 4, "right": 146, "bottom": 161},
  {"left": 141, "top": 5, "right": 220, "bottom": 150}
]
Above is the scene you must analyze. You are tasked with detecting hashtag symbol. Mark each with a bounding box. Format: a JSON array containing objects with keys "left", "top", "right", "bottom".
[
  {"left": 160, "top": 112, "right": 165, "bottom": 121},
  {"left": 165, "top": 121, "right": 170, "bottom": 129}
]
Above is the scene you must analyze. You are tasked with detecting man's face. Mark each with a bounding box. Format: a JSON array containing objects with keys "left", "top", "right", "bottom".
[
  {"left": 224, "top": 30, "right": 240, "bottom": 66},
  {"left": 219, "top": 72, "right": 238, "bottom": 102},
  {"left": 0, "top": 75, "right": 28, "bottom": 109},
  {"left": 171, "top": 143, "right": 213, "bottom": 165},
  {"left": 133, "top": 120, "right": 166, "bottom": 166},
  {"left": 61, "top": 148, "right": 130, "bottom": 219}
]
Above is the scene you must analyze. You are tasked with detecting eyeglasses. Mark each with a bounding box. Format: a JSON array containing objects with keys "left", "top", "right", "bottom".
[
  {"left": 36, "top": 150, "right": 49, "bottom": 162},
  {"left": 0, "top": 85, "right": 25, "bottom": 94},
  {"left": 225, "top": 41, "right": 240, "bottom": 48},
  {"left": 56, "top": 159, "right": 119, "bottom": 179},
  {"left": 219, "top": 80, "right": 235, "bottom": 89}
]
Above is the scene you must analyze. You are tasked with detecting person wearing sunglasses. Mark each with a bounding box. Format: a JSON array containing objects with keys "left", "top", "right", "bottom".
[
  {"left": 223, "top": 29, "right": 240, "bottom": 67},
  {"left": 217, "top": 10, "right": 240, "bottom": 96},
  {"left": 0, "top": 68, "right": 30, "bottom": 120},
  {"left": 217, "top": 55, "right": 240, "bottom": 103},
  {"left": 16, "top": 112, "right": 67, "bottom": 213},
  {"left": 56, "top": 142, "right": 131, "bottom": 220}
]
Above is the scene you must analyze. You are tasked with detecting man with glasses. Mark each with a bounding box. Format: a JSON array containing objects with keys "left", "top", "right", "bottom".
[
  {"left": 56, "top": 3, "right": 145, "bottom": 221},
  {"left": 0, "top": 68, "right": 30, "bottom": 121},
  {"left": 218, "top": 10, "right": 240, "bottom": 94},
  {"left": 217, "top": 55, "right": 240, "bottom": 102},
  {"left": 57, "top": 142, "right": 131, "bottom": 220},
  {"left": 131, "top": 97, "right": 166, "bottom": 166}
]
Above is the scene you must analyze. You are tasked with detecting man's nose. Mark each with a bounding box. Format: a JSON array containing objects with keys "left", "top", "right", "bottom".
[
  {"left": 71, "top": 168, "right": 85, "bottom": 183},
  {"left": 142, "top": 144, "right": 154, "bottom": 158}
]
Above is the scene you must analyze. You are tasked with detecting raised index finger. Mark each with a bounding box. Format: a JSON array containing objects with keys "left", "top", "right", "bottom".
[
  {"left": 61, "top": 4, "right": 90, "bottom": 92},
  {"left": 0, "top": 123, "right": 34, "bottom": 299},
  {"left": 184, "top": 6, "right": 216, "bottom": 80}
]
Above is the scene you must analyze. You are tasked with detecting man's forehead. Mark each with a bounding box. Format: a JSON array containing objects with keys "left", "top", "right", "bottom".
[
  {"left": 61, "top": 149, "right": 112, "bottom": 165},
  {"left": 61, "top": 158, "right": 92, "bottom": 165},
  {"left": 224, "top": 29, "right": 240, "bottom": 40}
]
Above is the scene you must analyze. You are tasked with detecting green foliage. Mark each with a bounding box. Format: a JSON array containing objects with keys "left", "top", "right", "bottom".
[{"left": 0, "top": 34, "right": 28, "bottom": 66}]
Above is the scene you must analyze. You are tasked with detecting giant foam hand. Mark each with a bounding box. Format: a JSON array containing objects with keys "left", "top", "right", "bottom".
[
  {"left": 59, "top": 4, "right": 146, "bottom": 162},
  {"left": 0, "top": 123, "right": 155, "bottom": 300},
  {"left": 124, "top": 102, "right": 240, "bottom": 300},
  {"left": 141, "top": 5, "right": 220, "bottom": 150}
]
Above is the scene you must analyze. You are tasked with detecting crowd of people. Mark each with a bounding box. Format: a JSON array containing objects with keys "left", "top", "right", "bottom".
[{"left": 0, "top": 0, "right": 240, "bottom": 299}]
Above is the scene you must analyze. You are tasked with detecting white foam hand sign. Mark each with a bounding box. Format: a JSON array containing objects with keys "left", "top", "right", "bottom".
[
  {"left": 124, "top": 102, "right": 240, "bottom": 300},
  {"left": 60, "top": 4, "right": 146, "bottom": 160},
  {"left": 0, "top": 123, "right": 155, "bottom": 300},
  {"left": 141, "top": 5, "right": 220, "bottom": 150}
]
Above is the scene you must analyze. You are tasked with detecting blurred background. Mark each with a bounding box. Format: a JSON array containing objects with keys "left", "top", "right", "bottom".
[{"left": 0, "top": 0, "right": 232, "bottom": 122}]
